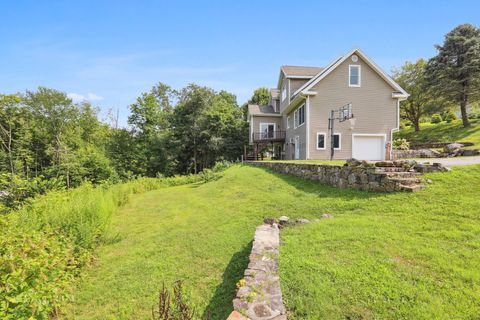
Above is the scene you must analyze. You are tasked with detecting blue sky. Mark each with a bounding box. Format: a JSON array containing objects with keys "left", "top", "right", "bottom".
[{"left": 1, "top": 1, "right": 479, "bottom": 126}]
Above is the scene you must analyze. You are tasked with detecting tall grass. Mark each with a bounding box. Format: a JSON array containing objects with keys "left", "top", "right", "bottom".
[{"left": 0, "top": 165, "right": 229, "bottom": 319}]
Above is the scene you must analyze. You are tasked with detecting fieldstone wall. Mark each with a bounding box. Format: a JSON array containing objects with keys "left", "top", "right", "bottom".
[
  {"left": 230, "top": 224, "right": 286, "bottom": 320},
  {"left": 393, "top": 149, "right": 441, "bottom": 159},
  {"left": 246, "top": 161, "right": 420, "bottom": 192}
]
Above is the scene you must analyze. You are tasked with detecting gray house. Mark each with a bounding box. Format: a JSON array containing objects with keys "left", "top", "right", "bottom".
[{"left": 247, "top": 48, "right": 409, "bottom": 160}]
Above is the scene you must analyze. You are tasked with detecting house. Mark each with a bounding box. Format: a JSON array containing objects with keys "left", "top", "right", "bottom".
[{"left": 246, "top": 48, "right": 409, "bottom": 160}]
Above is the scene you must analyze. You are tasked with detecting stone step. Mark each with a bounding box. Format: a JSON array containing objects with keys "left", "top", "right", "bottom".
[
  {"left": 400, "top": 184, "right": 425, "bottom": 192},
  {"left": 383, "top": 171, "right": 422, "bottom": 178},
  {"left": 376, "top": 167, "right": 409, "bottom": 172},
  {"left": 388, "top": 177, "right": 423, "bottom": 186}
]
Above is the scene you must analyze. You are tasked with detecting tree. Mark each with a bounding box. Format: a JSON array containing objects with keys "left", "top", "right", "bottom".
[
  {"left": 393, "top": 60, "right": 436, "bottom": 131},
  {"left": 425, "top": 23, "right": 480, "bottom": 127},
  {"left": 248, "top": 87, "right": 270, "bottom": 106}
]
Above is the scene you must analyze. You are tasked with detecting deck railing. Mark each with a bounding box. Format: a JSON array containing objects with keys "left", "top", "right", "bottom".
[{"left": 252, "top": 131, "right": 286, "bottom": 142}]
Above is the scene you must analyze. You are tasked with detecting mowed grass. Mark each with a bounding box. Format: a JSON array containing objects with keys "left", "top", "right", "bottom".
[
  {"left": 258, "top": 159, "right": 346, "bottom": 165},
  {"left": 67, "top": 165, "right": 480, "bottom": 319},
  {"left": 395, "top": 118, "right": 480, "bottom": 149}
]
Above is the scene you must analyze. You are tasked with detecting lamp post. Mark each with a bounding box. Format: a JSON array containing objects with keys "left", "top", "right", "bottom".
[{"left": 328, "top": 103, "right": 354, "bottom": 160}]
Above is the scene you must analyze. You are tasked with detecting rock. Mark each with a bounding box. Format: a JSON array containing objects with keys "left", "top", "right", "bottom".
[
  {"left": 227, "top": 310, "right": 249, "bottom": 320},
  {"left": 345, "top": 158, "right": 361, "bottom": 167},
  {"left": 263, "top": 217, "right": 277, "bottom": 225},
  {"left": 444, "top": 143, "right": 463, "bottom": 154},
  {"left": 418, "top": 149, "right": 441, "bottom": 158},
  {"left": 296, "top": 218, "right": 310, "bottom": 224},
  {"left": 460, "top": 149, "right": 480, "bottom": 156},
  {"left": 375, "top": 161, "right": 394, "bottom": 167},
  {"left": 322, "top": 213, "right": 334, "bottom": 219},
  {"left": 278, "top": 216, "right": 289, "bottom": 226}
]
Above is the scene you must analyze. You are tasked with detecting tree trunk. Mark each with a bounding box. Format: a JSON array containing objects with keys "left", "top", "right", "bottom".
[
  {"left": 414, "top": 121, "right": 420, "bottom": 132},
  {"left": 460, "top": 98, "right": 470, "bottom": 128}
]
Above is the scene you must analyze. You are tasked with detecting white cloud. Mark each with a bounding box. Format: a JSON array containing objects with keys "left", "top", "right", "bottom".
[{"left": 67, "top": 92, "right": 104, "bottom": 103}]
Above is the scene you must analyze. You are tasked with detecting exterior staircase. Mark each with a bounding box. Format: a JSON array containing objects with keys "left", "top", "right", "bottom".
[{"left": 374, "top": 165, "right": 425, "bottom": 192}]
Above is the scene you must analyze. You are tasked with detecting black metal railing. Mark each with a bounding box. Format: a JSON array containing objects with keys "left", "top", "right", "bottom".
[{"left": 252, "top": 131, "right": 286, "bottom": 142}]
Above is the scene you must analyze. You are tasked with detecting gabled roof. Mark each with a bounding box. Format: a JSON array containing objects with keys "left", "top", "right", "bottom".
[
  {"left": 292, "top": 48, "right": 409, "bottom": 99},
  {"left": 280, "top": 65, "right": 323, "bottom": 78},
  {"left": 247, "top": 104, "right": 280, "bottom": 116}
]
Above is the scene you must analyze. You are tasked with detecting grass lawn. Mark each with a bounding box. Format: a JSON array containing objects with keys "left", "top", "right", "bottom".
[
  {"left": 66, "top": 164, "right": 480, "bottom": 319},
  {"left": 395, "top": 119, "right": 480, "bottom": 149}
]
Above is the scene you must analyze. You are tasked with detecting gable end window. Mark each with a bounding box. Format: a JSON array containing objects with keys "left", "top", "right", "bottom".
[
  {"left": 349, "top": 65, "right": 361, "bottom": 87},
  {"left": 286, "top": 116, "right": 290, "bottom": 129},
  {"left": 281, "top": 83, "right": 287, "bottom": 101}
]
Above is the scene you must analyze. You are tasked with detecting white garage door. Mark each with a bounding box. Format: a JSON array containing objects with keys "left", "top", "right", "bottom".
[{"left": 352, "top": 135, "right": 385, "bottom": 160}]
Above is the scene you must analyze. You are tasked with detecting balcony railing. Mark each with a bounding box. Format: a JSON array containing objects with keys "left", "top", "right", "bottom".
[{"left": 252, "top": 131, "right": 286, "bottom": 142}]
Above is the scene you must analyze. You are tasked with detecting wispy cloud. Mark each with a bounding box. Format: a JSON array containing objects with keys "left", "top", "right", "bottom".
[{"left": 67, "top": 92, "right": 104, "bottom": 103}]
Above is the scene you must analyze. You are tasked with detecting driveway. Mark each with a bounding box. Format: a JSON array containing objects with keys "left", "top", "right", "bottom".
[{"left": 417, "top": 156, "right": 480, "bottom": 167}]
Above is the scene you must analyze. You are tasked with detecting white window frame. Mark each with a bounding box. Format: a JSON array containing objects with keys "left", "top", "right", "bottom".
[
  {"left": 333, "top": 133, "right": 341, "bottom": 150},
  {"left": 293, "top": 110, "right": 297, "bottom": 129},
  {"left": 286, "top": 116, "right": 290, "bottom": 129},
  {"left": 297, "top": 104, "right": 305, "bottom": 127},
  {"left": 349, "top": 65, "right": 361, "bottom": 87},
  {"left": 281, "top": 83, "right": 287, "bottom": 101},
  {"left": 316, "top": 132, "right": 326, "bottom": 150}
]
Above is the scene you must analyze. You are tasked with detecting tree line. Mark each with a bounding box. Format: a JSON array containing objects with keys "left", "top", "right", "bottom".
[
  {"left": 0, "top": 84, "right": 247, "bottom": 209},
  {"left": 393, "top": 23, "right": 480, "bottom": 131}
]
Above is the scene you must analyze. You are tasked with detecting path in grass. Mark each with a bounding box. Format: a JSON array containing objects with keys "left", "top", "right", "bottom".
[{"left": 67, "top": 164, "right": 480, "bottom": 319}]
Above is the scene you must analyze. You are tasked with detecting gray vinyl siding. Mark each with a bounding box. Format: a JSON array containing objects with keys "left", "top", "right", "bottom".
[
  {"left": 284, "top": 100, "right": 307, "bottom": 160},
  {"left": 307, "top": 53, "right": 398, "bottom": 159},
  {"left": 289, "top": 79, "right": 309, "bottom": 95}
]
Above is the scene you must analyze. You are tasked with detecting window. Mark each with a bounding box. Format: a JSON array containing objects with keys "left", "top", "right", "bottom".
[
  {"left": 281, "top": 83, "right": 287, "bottom": 101},
  {"left": 333, "top": 133, "right": 341, "bottom": 150},
  {"left": 259, "top": 123, "right": 275, "bottom": 139},
  {"left": 316, "top": 133, "right": 326, "bottom": 150},
  {"left": 349, "top": 65, "right": 361, "bottom": 87},
  {"left": 294, "top": 104, "right": 305, "bottom": 127},
  {"left": 286, "top": 116, "right": 290, "bottom": 129}
]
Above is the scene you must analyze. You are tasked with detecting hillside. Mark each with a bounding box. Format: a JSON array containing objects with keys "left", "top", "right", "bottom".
[
  {"left": 65, "top": 164, "right": 480, "bottom": 319},
  {"left": 394, "top": 119, "right": 480, "bottom": 149}
]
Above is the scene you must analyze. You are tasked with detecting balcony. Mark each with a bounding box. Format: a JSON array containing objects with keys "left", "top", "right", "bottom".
[{"left": 252, "top": 131, "right": 286, "bottom": 143}]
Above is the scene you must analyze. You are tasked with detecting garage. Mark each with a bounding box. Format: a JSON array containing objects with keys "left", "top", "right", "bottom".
[{"left": 352, "top": 134, "right": 386, "bottom": 160}]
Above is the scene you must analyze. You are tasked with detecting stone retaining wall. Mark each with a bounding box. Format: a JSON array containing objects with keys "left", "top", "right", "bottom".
[
  {"left": 393, "top": 149, "right": 440, "bottom": 159},
  {"left": 246, "top": 162, "right": 407, "bottom": 192},
  {"left": 229, "top": 224, "right": 286, "bottom": 320}
]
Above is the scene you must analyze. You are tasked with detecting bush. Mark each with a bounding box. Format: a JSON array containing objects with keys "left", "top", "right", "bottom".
[
  {"left": 0, "top": 167, "right": 231, "bottom": 319},
  {"left": 443, "top": 110, "right": 458, "bottom": 123},
  {"left": 392, "top": 138, "right": 410, "bottom": 150},
  {"left": 431, "top": 114, "right": 442, "bottom": 124}
]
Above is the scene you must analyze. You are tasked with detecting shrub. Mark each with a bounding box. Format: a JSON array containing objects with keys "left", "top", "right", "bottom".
[
  {"left": 392, "top": 138, "right": 410, "bottom": 150},
  {"left": 431, "top": 114, "right": 442, "bottom": 124},
  {"left": 443, "top": 110, "right": 458, "bottom": 123}
]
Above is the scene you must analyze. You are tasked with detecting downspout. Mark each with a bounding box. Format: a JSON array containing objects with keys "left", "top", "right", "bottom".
[{"left": 306, "top": 95, "right": 310, "bottom": 159}]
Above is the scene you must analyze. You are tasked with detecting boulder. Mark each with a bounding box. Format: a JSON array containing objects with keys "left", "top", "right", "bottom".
[
  {"left": 345, "top": 158, "right": 361, "bottom": 167},
  {"left": 278, "top": 216, "right": 290, "bottom": 226},
  {"left": 296, "top": 218, "right": 310, "bottom": 224},
  {"left": 322, "top": 213, "right": 334, "bottom": 219},
  {"left": 444, "top": 143, "right": 463, "bottom": 154}
]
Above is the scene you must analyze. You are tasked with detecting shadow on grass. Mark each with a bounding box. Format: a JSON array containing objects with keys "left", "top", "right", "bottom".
[
  {"left": 202, "top": 241, "right": 252, "bottom": 320},
  {"left": 249, "top": 165, "right": 386, "bottom": 201}
]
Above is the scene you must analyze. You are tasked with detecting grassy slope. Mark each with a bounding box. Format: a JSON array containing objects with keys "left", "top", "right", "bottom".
[
  {"left": 67, "top": 165, "right": 480, "bottom": 320},
  {"left": 394, "top": 119, "right": 480, "bottom": 149}
]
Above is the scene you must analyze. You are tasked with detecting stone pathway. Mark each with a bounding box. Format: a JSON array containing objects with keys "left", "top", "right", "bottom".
[
  {"left": 228, "top": 224, "right": 286, "bottom": 320},
  {"left": 417, "top": 156, "right": 480, "bottom": 167}
]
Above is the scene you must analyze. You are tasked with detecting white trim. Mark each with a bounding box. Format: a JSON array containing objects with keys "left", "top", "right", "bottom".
[
  {"left": 294, "top": 135, "right": 300, "bottom": 160},
  {"left": 333, "top": 132, "right": 342, "bottom": 150},
  {"left": 286, "top": 116, "right": 290, "bottom": 129},
  {"left": 293, "top": 48, "right": 409, "bottom": 98},
  {"left": 316, "top": 132, "right": 326, "bottom": 150},
  {"left": 306, "top": 96, "right": 310, "bottom": 159},
  {"left": 249, "top": 113, "right": 283, "bottom": 118},
  {"left": 348, "top": 65, "right": 361, "bottom": 87},
  {"left": 286, "top": 75, "right": 314, "bottom": 79},
  {"left": 352, "top": 133, "right": 387, "bottom": 161}
]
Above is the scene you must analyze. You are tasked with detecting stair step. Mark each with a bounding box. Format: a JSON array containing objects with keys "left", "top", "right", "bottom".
[
  {"left": 400, "top": 184, "right": 425, "bottom": 192},
  {"left": 376, "top": 167, "right": 409, "bottom": 172},
  {"left": 388, "top": 177, "right": 423, "bottom": 186},
  {"left": 383, "top": 171, "right": 422, "bottom": 178}
]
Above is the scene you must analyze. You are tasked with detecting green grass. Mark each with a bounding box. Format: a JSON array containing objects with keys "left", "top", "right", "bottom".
[
  {"left": 395, "top": 119, "right": 480, "bottom": 149},
  {"left": 66, "top": 164, "right": 480, "bottom": 319}
]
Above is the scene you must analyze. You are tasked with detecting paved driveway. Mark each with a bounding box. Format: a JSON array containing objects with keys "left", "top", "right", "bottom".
[{"left": 417, "top": 156, "right": 480, "bottom": 167}]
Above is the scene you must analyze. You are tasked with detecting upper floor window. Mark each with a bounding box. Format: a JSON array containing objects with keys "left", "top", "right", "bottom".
[
  {"left": 349, "top": 65, "right": 361, "bottom": 87},
  {"left": 281, "top": 83, "right": 287, "bottom": 101},
  {"left": 294, "top": 104, "right": 305, "bottom": 128},
  {"left": 286, "top": 116, "right": 290, "bottom": 129}
]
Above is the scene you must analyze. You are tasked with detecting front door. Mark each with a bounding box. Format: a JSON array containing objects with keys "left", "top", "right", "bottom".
[{"left": 294, "top": 136, "right": 300, "bottom": 159}]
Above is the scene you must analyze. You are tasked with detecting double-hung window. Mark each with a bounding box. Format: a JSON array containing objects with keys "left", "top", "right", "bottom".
[
  {"left": 294, "top": 104, "right": 305, "bottom": 128},
  {"left": 316, "top": 133, "right": 341, "bottom": 150},
  {"left": 317, "top": 133, "right": 326, "bottom": 150},
  {"left": 349, "top": 65, "right": 361, "bottom": 87}
]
